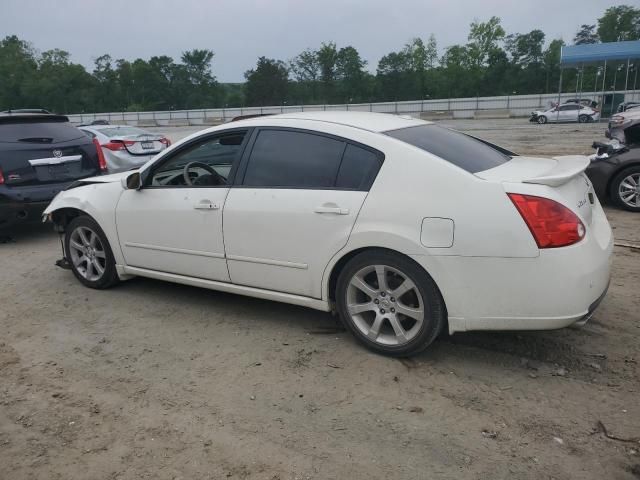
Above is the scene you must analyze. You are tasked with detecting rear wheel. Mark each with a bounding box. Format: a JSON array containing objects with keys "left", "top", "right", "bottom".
[
  {"left": 611, "top": 167, "right": 640, "bottom": 212},
  {"left": 65, "top": 215, "right": 119, "bottom": 289},
  {"left": 336, "top": 250, "right": 445, "bottom": 357},
  {"left": 537, "top": 115, "right": 547, "bottom": 124}
]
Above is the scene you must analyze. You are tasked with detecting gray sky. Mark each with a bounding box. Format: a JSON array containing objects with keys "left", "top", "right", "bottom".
[{"left": 1, "top": 0, "right": 631, "bottom": 82}]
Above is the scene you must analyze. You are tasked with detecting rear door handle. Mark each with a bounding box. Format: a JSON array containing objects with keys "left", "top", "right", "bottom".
[
  {"left": 194, "top": 200, "right": 219, "bottom": 210},
  {"left": 314, "top": 206, "right": 349, "bottom": 215}
]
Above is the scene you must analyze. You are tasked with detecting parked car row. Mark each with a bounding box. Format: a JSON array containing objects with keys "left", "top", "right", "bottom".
[{"left": 0, "top": 111, "right": 169, "bottom": 230}]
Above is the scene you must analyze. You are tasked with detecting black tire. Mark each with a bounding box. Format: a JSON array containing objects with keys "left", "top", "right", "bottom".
[
  {"left": 335, "top": 249, "right": 446, "bottom": 357},
  {"left": 578, "top": 114, "right": 589, "bottom": 123},
  {"left": 64, "top": 215, "right": 119, "bottom": 289},
  {"left": 610, "top": 166, "right": 640, "bottom": 212},
  {"left": 537, "top": 115, "right": 547, "bottom": 124}
]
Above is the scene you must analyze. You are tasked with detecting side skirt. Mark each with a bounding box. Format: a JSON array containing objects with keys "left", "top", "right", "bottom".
[{"left": 119, "top": 265, "right": 332, "bottom": 312}]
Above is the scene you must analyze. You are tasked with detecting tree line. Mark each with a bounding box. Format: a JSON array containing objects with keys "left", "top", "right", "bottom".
[{"left": 0, "top": 5, "right": 638, "bottom": 114}]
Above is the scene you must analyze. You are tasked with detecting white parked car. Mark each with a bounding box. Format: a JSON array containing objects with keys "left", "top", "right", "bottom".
[
  {"left": 79, "top": 125, "right": 171, "bottom": 172},
  {"left": 530, "top": 103, "right": 600, "bottom": 124},
  {"left": 44, "top": 112, "right": 612, "bottom": 356}
]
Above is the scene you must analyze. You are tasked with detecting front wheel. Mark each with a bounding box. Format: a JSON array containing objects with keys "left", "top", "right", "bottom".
[
  {"left": 537, "top": 115, "right": 547, "bottom": 124},
  {"left": 611, "top": 167, "right": 640, "bottom": 212},
  {"left": 65, "top": 215, "right": 119, "bottom": 288},
  {"left": 578, "top": 114, "right": 590, "bottom": 123},
  {"left": 336, "top": 250, "right": 446, "bottom": 357}
]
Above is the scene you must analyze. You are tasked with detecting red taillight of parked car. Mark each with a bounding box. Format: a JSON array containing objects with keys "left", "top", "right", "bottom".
[
  {"left": 159, "top": 137, "right": 171, "bottom": 147},
  {"left": 102, "top": 140, "right": 136, "bottom": 151},
  {"left": 92, "top": 137, "right": 108, "bottom": 172},
  {"left": 508, "top": 193, "right": 585, "bottom": 248},
  {"left": 0, "top": 167, "right": 4, "bottom": 184}
]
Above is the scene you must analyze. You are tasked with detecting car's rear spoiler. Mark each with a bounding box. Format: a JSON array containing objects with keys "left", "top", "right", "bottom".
[
  {"left": 522, "top": 155, "right": 590, "bottom": 187},
  {"left": 476, "top": 155, "right": 591, "bottom": 188}
]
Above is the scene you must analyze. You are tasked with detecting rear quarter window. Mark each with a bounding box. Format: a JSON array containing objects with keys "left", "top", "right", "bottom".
[{"left": 385, "top": 125, "right": 510, "bottom": 173}]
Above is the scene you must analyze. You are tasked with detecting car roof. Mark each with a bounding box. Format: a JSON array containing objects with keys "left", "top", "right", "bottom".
[
  {"left": 0, "top": 113, "right": 69, "bottom": 124},
  {"left": 232, "top": 111, "right": 429, "bottom": 133}
]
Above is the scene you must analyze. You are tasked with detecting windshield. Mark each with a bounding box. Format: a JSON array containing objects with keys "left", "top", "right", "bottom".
[{"left": 385, "top": 125, "right": 511, "bottom": 173}]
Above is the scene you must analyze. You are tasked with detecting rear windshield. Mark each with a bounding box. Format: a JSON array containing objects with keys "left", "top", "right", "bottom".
[
  {"left": 0, "top": 121, "right": 85, "bottom": 143},
  {"left": 385, "top": 125, "right": 511, "bottom": 173},
  {"left": 96, "top": 127, "right": 149, "bottom": 137}
]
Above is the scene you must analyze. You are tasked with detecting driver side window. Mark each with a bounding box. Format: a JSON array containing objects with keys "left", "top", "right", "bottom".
[{"left": 147, "top": 130, "right": 247, "bottom": 187}]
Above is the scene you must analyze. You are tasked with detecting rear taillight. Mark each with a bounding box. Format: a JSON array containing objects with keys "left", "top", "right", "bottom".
[
  {"left": 0, "top": 167, "right": 4, "bottom": 184},
  {"left": 103, "top": 140, "right": 135, "bottom": 151},
  {"left": 159, "top": 137, "right": 171, "bottom": 147},
  {"left": 508, "top": 193, "right": 585, "bottom": 248},
  {"left": 92, "top": 137, "right": 108, "bottom": 172}
]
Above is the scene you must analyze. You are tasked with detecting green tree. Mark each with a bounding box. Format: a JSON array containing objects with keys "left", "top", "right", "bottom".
[
  {"left": 317, "top": 42, "right": 339, "bottom": 102},
  {"left": 467, "top": 16, "right": 506, "bottom": 68},
  {"left": 32, "top": 49, "right": 95, "bottom": 113},
  {"left": 0, "top": 35, "right": 38, "bottom": 110},
  {"left": 573, "top": 24, "right": 599, "bottom": 44},
  {"left": 376, "top": 50, "right": 412, "bottom": 100},
  {"left": 543, "top": 39, "right": 564, "bottom": 93},
  {"left": 93, "top": 54, "right": 119, "bottom": 111},
  {"left": 336, "top": 46, "right": 368, "bottom": 102},
  {"left": 290, "top": 48, "right": 321, "bottom": 102},
  {"left": 244, "top": 57, "right": 289, "bottom": 106},
  {"left": 597, "top": 5, "right": 640, "bottom": 42}
]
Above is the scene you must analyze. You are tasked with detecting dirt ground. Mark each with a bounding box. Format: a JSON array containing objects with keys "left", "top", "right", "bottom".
[{"left": 1, "top": 119, "right": 639, "bottom": 480}]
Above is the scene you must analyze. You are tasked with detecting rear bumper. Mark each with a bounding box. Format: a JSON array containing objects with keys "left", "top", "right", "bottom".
[
  {"left": 411, "top": 204, "right": 613, "bottom": 334},
  {"left": 0, "top": 182, "right": 71, "bottom": 229},
  {"left": 103, "top": 149, "right": 156, "bottom": 173}
]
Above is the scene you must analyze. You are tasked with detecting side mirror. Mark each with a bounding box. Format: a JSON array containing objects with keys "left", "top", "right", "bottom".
[{"left": 121, "top": 171, "right": 141, "bottom": 190}]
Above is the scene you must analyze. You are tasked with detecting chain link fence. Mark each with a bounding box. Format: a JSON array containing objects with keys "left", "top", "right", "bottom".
[{"left": 66, "top": 90, "right": 640, "bottom": 126}]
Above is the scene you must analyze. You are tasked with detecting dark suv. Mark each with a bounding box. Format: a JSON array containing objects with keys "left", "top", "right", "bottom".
[{"left": 0, "top": 113, "right": 106, "bottom": 229}]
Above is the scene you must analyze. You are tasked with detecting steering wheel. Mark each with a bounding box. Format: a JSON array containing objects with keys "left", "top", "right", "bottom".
[{"left": 182, "top": 161, "right": 225, "bottom": 186}]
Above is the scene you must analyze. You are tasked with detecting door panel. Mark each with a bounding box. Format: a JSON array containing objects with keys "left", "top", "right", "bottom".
[
  {"left": 223, "top": 189, "right": 367, "bottom": 298},
  {"left": 116, "top": 188, "right": 230, "bottom": 281}
]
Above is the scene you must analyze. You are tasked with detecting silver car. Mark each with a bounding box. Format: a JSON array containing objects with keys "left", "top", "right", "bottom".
[
  {"left": 79, "top": 125, "right": 171, "bottom": 172},
  {"left": 530, "top": 103, "right": 600, "bottom": 124}
]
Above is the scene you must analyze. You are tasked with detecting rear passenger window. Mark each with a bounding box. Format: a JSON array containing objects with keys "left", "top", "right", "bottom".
[
  {"left": 336, "top": 144, "right": 382, "bottom": 190},
  {"left": 244, "top": 130, "right": 344, "bottom": 188}
]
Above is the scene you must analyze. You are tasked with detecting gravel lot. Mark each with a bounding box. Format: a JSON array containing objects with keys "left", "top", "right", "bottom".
[{"left": 1, "top": 118, "right": 639, "bottom": 480}]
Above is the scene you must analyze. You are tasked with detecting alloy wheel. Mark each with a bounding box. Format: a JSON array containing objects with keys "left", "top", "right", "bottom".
[
  {"left": 346, "top": 264, "right": 425, "bottom": 346},
  {"left": 618, "top": 173, "right": 640, "bottom": 208},
  {"left": 68, "top": 226, "right": 107, "bottom": 281}
]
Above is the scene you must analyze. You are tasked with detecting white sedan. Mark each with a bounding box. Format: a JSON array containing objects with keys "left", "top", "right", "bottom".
[
  {"left": 530, "top": 103, "right": 600, "bottom": 124},
  {"left": 79, "top": 125, "right": 171, "bottom": 172},
  {"left": 44, "top": 112, "right": 612, "bottom": 357}
]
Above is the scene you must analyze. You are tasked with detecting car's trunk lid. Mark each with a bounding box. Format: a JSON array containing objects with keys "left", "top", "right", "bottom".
[
  {"left": 111, "top": 134, "right": 164, "bottom": 155},
  {"left": 476, "top": 155, "right": 595, "bottom": 224}
]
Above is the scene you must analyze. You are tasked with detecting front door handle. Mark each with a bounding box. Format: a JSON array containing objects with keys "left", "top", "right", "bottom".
[
  {"left": 314, "top": 206, "right": 349, "bottom": 215},
  {"left": 194, "top": 200, "right": 219, "bottom": 210}
]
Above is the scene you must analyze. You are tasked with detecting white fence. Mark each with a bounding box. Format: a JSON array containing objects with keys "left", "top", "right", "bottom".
[{"left": 66, "top": 89, "right": 640, "bottom": 126}]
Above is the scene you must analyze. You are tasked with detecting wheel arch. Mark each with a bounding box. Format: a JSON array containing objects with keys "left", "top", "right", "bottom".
[
  {"left": 325, "top": 245, "right": 451, "bottom": 341},
  {"left": 49, "top": 207, "right": 90, "bottom": 232},
  {"left": 325, "top": 246, "right": 449, "bottom": 322}
]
